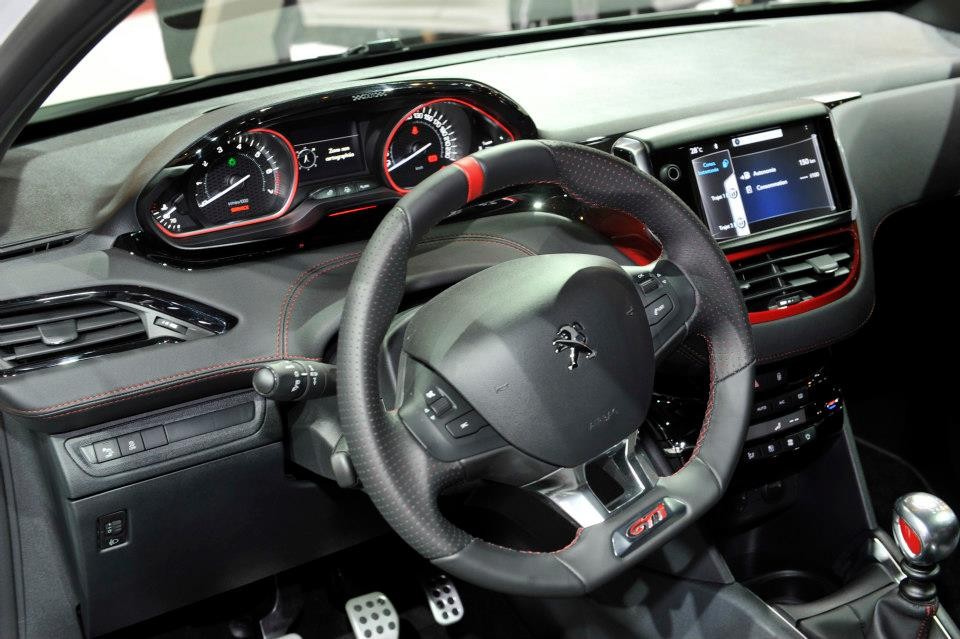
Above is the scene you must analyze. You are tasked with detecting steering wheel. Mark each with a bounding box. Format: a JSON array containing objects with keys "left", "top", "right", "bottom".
[{"left": 338, "top": 140, "right": 755, "bottom": 596}]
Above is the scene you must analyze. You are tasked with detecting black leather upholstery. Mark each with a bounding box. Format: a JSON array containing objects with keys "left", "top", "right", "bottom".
[
  {"left": 867, "top": 594, "right": 940, "bottom": 639},
  {"left": 338, "top": 140, "right": 756, "bottom": 594}
]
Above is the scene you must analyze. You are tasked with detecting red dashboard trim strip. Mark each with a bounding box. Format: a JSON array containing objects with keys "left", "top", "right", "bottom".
[
  {"left": 727, "top": 224, "right": 860, "bottom": 324},
  {"left": 328, "top": 204, "right": 378, "bottom": 218},
  {"left": 381, "top": 97, "right": 515, "bottom": 195},
  {"left": 155, "top": 128, "right": 300, "bottom": 239}
]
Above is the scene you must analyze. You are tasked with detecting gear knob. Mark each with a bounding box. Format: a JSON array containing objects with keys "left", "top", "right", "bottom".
[{"left": 893, "top": 492, "right": 960, "bottom": 567}]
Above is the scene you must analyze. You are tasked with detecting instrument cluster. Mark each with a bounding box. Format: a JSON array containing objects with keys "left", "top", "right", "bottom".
[{"left": 138, "top": 81, "right": 536, "bottom": 250}]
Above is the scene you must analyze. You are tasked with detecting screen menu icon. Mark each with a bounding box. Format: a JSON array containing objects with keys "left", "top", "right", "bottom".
[{"left": 692, "top": 149, "right": 751, "bottom": 240}]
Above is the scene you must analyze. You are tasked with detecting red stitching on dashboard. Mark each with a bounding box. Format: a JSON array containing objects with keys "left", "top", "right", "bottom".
[
  {"left": 280, "top": 234, "right": 536, "bottom": 355},
  {"left": 8, "top": 358, "right": 312, "bottom": 415},
  {"left": 8, "top": 233, "right": 536, "bottom": 418},
  {"left": 282, "top": 258, "right": 360, "bottom": 356},
  {"left": 424, "top": 233, "right": 536, "bottom": 257},
  {"left": 44, "top": 368, "right": 261, "bottom": 419},
  {"left": 275, "top": 252, "right": 361, "bottom": 356},
  {"left": 758, "top": 298, "right": 876, "bottom": 364}
]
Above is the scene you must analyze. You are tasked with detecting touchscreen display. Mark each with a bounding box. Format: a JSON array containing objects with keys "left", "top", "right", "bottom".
[{"left": 688, "top": 123, "right": 836, "bottom": 240}]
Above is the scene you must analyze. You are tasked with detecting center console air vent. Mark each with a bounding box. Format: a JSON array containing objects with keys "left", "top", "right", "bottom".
[
  {"left": 729, "top": 230, "right": 857, "bottom": 314},
  {"left": 0, "top": 289, "right": 236, "bottom": 375}
]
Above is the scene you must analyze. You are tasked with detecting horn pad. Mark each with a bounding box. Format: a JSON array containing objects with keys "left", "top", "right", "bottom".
[{"left": 403, "top": 254, "right": 655, "bottom": 468}]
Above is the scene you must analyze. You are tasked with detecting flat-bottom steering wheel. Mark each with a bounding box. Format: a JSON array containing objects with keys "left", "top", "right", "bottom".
[{"left": 338, "top": 140, "right": 755, "bottom": 596}]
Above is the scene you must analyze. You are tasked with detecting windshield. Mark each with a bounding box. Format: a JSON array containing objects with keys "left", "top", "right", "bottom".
[{"left": 43, "top": 0, "right": 867, "bottom": 111}]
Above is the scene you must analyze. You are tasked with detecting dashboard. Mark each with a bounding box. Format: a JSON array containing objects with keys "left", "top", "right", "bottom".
[
  {"left": 138, "top": 81, "right": 536, "bottom": 249},
  {"left": 128, "top": 76, "right": 861, "bottom": 330},
  {"left": 5, "top": 10, "right": 960, "bottom": 638}
]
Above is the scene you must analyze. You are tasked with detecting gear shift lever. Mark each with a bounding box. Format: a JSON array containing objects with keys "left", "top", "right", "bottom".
[
  {"left": 866, "top": 493, "right": 959, "bottom": 639},
  {"left": 893, "top": 492, "right": 960, "bottom": 603}
]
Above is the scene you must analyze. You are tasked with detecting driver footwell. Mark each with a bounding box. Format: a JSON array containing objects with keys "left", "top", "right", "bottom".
[{"left": 100, "top": 537, "right": 535, "bottom": 639}]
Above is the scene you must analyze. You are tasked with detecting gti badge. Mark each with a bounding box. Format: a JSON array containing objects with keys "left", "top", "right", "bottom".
[{"left": 553, "top": 323, "right": 596, "bottom": 370}]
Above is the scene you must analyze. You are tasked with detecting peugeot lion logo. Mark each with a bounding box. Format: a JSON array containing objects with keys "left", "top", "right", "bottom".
[{"left": 553, "top": 323, "right": 596, "bottom": 370}]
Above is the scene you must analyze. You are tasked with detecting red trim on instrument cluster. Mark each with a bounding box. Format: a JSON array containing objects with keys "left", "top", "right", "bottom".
[
  {"left": 381, "top": 98, "right": 515, "bottom": 195},
  {"left": 328, "top": 204, "right": 378, "bottom": 218},
  {"left": 727, "top": 224, "right": 860, "bottom": 324},
  {"left": 453, "top": 157, "right": 485, "bottom": 202},
  {"left": 154, "top": 127, "right": 299, "bottom": 239}
]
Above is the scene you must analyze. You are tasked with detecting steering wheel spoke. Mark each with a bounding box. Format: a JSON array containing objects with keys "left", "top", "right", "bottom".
[
  {"left": 622, "top": 260, "right": 697, "bottom": 362},
  {"left": 394, "top": 354, "right": 510, "bottom": 462},
  {"left": 523, "top": 434, "right": 657, "bottom": 528}
]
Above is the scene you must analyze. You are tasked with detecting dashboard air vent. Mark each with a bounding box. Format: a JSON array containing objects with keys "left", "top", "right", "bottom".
[
  {"left": 729, "top": 230, "right": 856, "bottom": 313},
  {"left": 0, "top": 301, "right": 147, "bottom": 371}
]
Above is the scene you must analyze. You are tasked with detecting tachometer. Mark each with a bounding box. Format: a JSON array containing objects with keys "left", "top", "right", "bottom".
[
  {"left": 383, "top": 99, "right": 514, "bottom": 193},
  {"left": 149, "top": 191, "right": 198, "bottom": 235},
  {"left": 188, "top": 128, "right": 298, "bottom": 229}
]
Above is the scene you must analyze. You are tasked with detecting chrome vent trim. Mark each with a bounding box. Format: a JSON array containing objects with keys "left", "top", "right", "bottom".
[{"left": 0, "top": 288, "right": 236, "bottom": 375}]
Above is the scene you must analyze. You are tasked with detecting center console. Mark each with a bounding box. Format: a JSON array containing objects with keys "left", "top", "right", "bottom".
[
  {"left": 613, "top": 102, "right": 859, "bottom": 521},
  {"left": 613, "top": 99, "right": 857, "bottom": 325},
  {"left": 611, "top": 98, "right": 925, "bottom": 630},
  {"left": 647, "top": 353, "right": 843, "bottom": 474}
]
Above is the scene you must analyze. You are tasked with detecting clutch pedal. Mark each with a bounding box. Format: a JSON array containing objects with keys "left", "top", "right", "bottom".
[
  {"left": 422, "top": 574, "right": 464, "bottom": 626},
  {"left": 344, "top": 592, "right": 399, "bottom": 639}
]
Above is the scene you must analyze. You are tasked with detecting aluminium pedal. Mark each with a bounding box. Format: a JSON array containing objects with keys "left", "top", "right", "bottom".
[
  {"left": 344, "top": 592, "right": 399, "bottom": 639},
  {"left": 422, "top": 574, "right": 464, "bottom": 626}
]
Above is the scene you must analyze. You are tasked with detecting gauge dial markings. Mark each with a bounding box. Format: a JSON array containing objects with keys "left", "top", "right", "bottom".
[
  {"left": 197, "top": 174, "right": 252, "bottom": 208},
  {"left": 148, "top": 128, "right": 299, "bottom": 239},
  {"left": 388, "top": 143, "right": 433, "bottom": 173},
  {"left": 382, "top": 98, "right": 514, "bottom": 192}
]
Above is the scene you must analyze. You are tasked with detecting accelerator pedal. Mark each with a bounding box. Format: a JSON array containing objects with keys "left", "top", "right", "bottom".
[
  {"left": 422, "top": 574, "right": 464, "bottom": 626},
  {"left": 344, "top": 592, "right": 399, "bottom": 639}
]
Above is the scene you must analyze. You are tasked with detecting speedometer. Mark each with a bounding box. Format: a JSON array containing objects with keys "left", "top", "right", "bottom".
[
  {"left": 383, "top": 99, "right": 514, "bottom": 192},
  {"left": 189, "top": 128, "right": 298, "bottom": 229}
]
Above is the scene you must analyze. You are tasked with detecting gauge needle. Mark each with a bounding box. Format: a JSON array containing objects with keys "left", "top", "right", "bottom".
[
  {"left": 198, "top": 174, "right": 251, "bottom": 208},
  {"left": 388, "top": 143, "right": 432, "bottom": 173}
]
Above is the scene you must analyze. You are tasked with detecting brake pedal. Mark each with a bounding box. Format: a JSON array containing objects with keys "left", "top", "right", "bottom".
[
  {"left": 344, "top": 592, "right": 399, "bottom": 639},
  {"left": 423, "top": 574, "right": 464, "bottom": 626}
]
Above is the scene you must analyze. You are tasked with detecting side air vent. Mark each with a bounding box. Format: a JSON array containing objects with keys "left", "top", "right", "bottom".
[
  {"left": 729, "top": 230, "right": 857, "bottom": 314},
  {"left": 0, "top": 302, "right": 147, "bottom": 370},
  {"left": 0, "top": 289, "right": 236, "bottom": 374}
]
